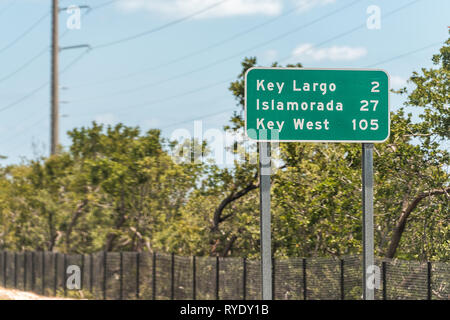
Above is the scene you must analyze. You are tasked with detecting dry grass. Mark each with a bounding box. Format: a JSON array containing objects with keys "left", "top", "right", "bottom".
[{"left": 0, "top": 287, "right": 72, "bottom": 300}]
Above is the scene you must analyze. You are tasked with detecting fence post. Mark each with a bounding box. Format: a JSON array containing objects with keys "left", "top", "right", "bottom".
[
  {"left": 272, "top": 258, "right": 275, "bottom": 300},
  {"left": 152, "top": 252, "right": 156, "bottom": 300},
  {"left": 242, "top": 258, "right": 247, "bottom": 301},
  {"left": 171, "top": 253, "right": 175, "bottom": 300},
  {"left": 427, "top": 261, "right": 432, "bottom": 300},
  {"left": 119, "top": 252, "right": 123, "bottom": 300},
  {"left": 192, "top": 256, "right": 196, "bottom": 300},
  {"left": 302, "top": 258, "right": 307, "bottom": 300},
  {"left": 54, "top": 253, "right": 58, "bottom": 296},
  {"left": 89, "top": 253, "right": 94, "bottom": 294},
  {"left": 42, "top": 251, "right": 45, "bottom": 295},
  {"left": 136, "top": 252, "right": 140, "bottom": 300},
  {"left": 31, "top": 251, "right": 35, "bottom": 292},
  {"left": 0, "top": 251, "right": 2, "bottom": 287},
  {"left": 14, "top": 252, "right": 17, "bottom": 289},
  {"left": 24, "top": 252, "right": 27, "bottom": 291},
  {"left": 340, "top": 259, "right": 345, "bottom": 300},
  {"left": 382, "top": 261, "right": 387, "bottom": 300},
  {"left": 3, "top": 251, "right": 7, "bottom": 288},
  {"left": 63, "top": 253, "right": 68, "bottom": 297},
  {"left": 216, "top": 256, "right": 220, "bottom": 300},
  {"left": 80, "top": 254, "right": 85, "bottom": 291},
  {"left": 102, "top": 251, "right": 107, "bottom": 300}
]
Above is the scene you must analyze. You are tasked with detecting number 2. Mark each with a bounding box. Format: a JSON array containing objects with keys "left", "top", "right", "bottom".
[{"left": 371, "top": 81, "right": 380, "bottom": 93}]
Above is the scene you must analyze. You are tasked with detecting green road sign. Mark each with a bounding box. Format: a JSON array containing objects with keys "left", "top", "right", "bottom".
[{"left": 245, "top": 67, "right": 390, "bottom": 142}]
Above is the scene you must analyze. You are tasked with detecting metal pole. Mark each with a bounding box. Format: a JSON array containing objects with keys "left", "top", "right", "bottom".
[
  {"left": 215, "top": 256, "right": 220, "bottom": 300},
  {"left": 362, "top": 143, "right": 374, "bottom": 300},
  {"left": 14, "top": 252, "right": 17, "bottom": 289},
  {"left": 102, "top": 251, "right": 107, "bottom": 300},
  {"left": 24, "top": 252, "right": 27, "bottom": 291},
  {"left": 171, "top": 253, "right": 175, "bottom": 300},
  {"left": 136, "top": 253, "right": 140, "bottom": 300},
  {"left": 50, "top": 0, "right": 59, "bottom": 155},
  {"left": 192, "top": 256, "right": 196, "bottom": 300},
  {"left": 152, "top": 252, "right": 156, "bottom": 300},
  {"left": 302, "top": 258, "right": 307, "bottom": 300},
  {"left": 427, "top": 261, "right": 432, "bottom": 300},
  {"left": 42, "top": 251, "right": 45, "bottom": 295},
  {"left": 63, "top": 253, "right": 67, "bottom": 297},
  {"left": 382, "top": 261, "right": 387, "bottom": 300},
  {"left": 89, "top": 253, "right": 93, "bottom": 294},
  {"left": 80, "top": 254, "right": 84, "bottom": 291},
  {"left": 54, "top": 253, "right": 58, "bottom": 296},
  {"left": 259, "top": 141, "right": 272, "bottom": 300},
  {"left": 340, "top": 259, "right": 345, "bottom": 300},
  {"left": 119, "top": 252, "right": 123, "bottom": 300},
  {"left": 31, "top": 252, "right": 35, "bottom": 292},
  {"left": 271, "top": 257, "right": 275, "bottom": 300},
  {"left": 242, "top": 258, "right": 247, "bottom": 300},
  {"left": 3, "top": 251, "right": 8, "bottom": 288}
]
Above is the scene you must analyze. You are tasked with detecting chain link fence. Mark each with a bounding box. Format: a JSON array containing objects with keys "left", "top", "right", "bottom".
[{"left": 0, "top": 251, "right": 448, "bottom": 300}]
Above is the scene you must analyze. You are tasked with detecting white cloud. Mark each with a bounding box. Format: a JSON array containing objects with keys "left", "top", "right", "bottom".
[
  {"left": 118, "top": 0, "right": 283, "bottom": 19},
  {"left": 291, "top": 43, "right": 367, "bottom": 61},
  {"left": 291, "top": 0, "right": 337, "bottom": 12},
  {"left": 390, "top": 75, "right": 407, "bottom": 89}
]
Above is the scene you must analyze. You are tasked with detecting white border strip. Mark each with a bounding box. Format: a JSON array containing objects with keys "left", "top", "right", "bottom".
[{"left": 244, "top": 67, "right": 391, "bottom": 143}]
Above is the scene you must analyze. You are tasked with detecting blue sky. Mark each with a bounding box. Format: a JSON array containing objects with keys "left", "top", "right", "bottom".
[{"left": 0, "top": 0, "right": 448, "bottom": 164}]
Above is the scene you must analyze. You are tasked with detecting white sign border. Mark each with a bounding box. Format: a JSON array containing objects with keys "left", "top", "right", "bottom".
[{"left": 244, "top": 67, "right": 391, "bottom": 143}]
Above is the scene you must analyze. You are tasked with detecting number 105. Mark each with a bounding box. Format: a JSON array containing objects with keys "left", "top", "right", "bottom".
[{"left": 352, "top": 119, "right": 379, "bottom": 131}]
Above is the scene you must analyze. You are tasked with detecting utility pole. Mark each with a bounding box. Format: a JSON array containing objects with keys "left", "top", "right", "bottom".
[
  {"left": 50, "top": 2, "right": 90, "bottom": 155},
  {"left": 50, "top": 0, "right": 59, "bottom": 155}
]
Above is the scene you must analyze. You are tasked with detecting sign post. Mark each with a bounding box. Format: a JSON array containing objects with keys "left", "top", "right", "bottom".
[
  {"left": 245, "top": 67, "right": 389, "bottom": 301},
  {"left": 259, "top": 140, "right": 272, "bottom": 300},
  {"left": 362, "top": 143, "right": 375, "bottom": 300}
]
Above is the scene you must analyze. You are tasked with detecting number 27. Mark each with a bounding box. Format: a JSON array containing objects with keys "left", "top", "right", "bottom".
[{"left": 360, "top": 100, "right": 379, "bottom": 111}]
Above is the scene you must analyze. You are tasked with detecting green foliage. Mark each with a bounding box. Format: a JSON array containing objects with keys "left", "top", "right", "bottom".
[
  {"left": 0, "top": 39, "right": 448, "bottom": 262},
  {"left": 0, "top": 123, "right": 204, "bottom": 254}
]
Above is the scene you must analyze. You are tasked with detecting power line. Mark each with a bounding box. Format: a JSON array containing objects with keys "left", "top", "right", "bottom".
[
  {"left": 3, "top": 35, "right": 443, "bottom": 155},
  {"left": 278, "top": 0, "right": 423, "bottom": 63},
  {"left": 94, "top": 0, "right": 229, "bottom": 49},
  {"left": 0, "top": 47, "right": 48, "bottom": 84},
  {"left": 69, "top": 0, "right": 427, "bottom": 118},
  {"left": 60, "top": 48, "right": 91, "bottom": 74},
  {"left": 161, "top": 107, "right": 234, "bottom": 130},
  {"left": 71, "top": 0, "right": 361, "bottom": 103},
  {"left": 1, "top": 117, "right": 49, "bottom": 157},
  {"left": 92, "top": 0, "right": 119, "bottom": 10},
  {"left": 160, "top": 37, "right": 441, "bottom": 132},
  {"left": 71, "top": 1, "right": 315, "bottom": 88},
  {"left": 0, "top": 48, "right": 90, "bottom": 114},
  {"left": 0, "top": 2, "right": 108, "bottom": 85},
  {"left": 365, "top": 41, "right": 442, "bottom": 67},
  {"left": 0, "top": 113, "right": 48, "bottom": 147},
  {"left": 73, "top": 77, "right": 233, "bottom": 117},
  {"left": 0, "top": 11, "right": 50, "bottom": 54}
]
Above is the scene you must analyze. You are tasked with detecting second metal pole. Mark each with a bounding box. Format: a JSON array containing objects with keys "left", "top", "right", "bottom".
[
  {"left": 259, "top": 141, "right": 272, "bottom": 300},
  {"left": 362, "top": 143, "right": 374, "bottom": 300}
]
